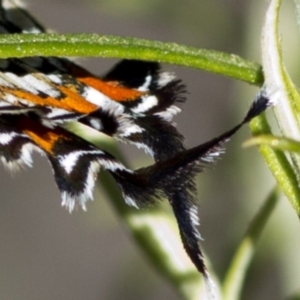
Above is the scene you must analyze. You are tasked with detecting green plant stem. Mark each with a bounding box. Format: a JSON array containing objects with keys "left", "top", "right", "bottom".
[
  {"left": 262, "top": 0, "right": 300, "bottom": 175},
  {"left": 222, "top": 187, "right": 280, "bottom": 300},
  {"left": 0, "top": 33, "right": 263, "bottom": 85}
]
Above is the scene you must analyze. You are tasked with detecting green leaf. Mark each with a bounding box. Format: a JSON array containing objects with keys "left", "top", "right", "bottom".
[{"left": 250, "top": 115, "right": 300, "bottom": 216}]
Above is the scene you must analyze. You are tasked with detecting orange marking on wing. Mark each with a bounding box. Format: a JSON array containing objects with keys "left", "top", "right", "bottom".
[
  {"left": 56, "top": 85, "right": 98, "bottom": 113},
  {"left": 3, "top": 87, "right": 97, "bottom": 114},
  {"left": 79, "top": 76, "right": 144, "bottom": 102},
  {"left": 16, "top": 116, "right": 66, "bottom": 154},
  {"left": 66, "top": 63, "right": 145, "bottom": 102}
]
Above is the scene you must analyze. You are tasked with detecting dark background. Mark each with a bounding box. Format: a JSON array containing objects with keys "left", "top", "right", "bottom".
[{"left": 0, "top": 1, "right": 299, "bottom": 299}]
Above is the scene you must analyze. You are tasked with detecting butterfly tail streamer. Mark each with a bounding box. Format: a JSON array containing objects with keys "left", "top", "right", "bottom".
[
  {"left": 161, "top": 89, "right": 271, "bottom": 295},
  {"left": 110, "top": 89, "right": 271, "bottom": 295},
  {"left": 170, "top": 191, "right": 217, "bottom": 298}
]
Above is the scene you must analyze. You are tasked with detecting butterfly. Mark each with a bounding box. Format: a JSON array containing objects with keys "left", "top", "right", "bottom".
[{"left": 0, "top": 0, "right": 271, "bottom": 292}]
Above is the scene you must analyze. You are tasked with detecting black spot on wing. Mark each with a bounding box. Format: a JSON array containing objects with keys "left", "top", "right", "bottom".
[
  {"left": 114, "top": 78, "right": 186, "bottom": 113},
  {"left": 129, "top": 115, "right": 185, "bottom": 161},
  {"left": 0, "top": 59, "right": 28, "bottom": 75},
  {"left": 103, "top": 59, "right": 160, "bottom": 89},
  {"left": 146, "top": 79, "right": 186, "bottom": 115},
  {"left": 80, "top": 108, "right": 119, "bottom": 136}
]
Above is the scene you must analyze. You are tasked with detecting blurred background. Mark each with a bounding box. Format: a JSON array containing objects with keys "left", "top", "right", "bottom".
[{"left": 0, "top": 0, "right": 300, "bottom": 299}]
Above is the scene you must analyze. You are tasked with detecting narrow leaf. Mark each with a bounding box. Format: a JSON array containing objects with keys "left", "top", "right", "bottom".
[
  {"left": 222, "top": 187, "right": 280, "bottom": 300},
  {"left": 250, "top": 115, "right": 300, "bottom": 215}
]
